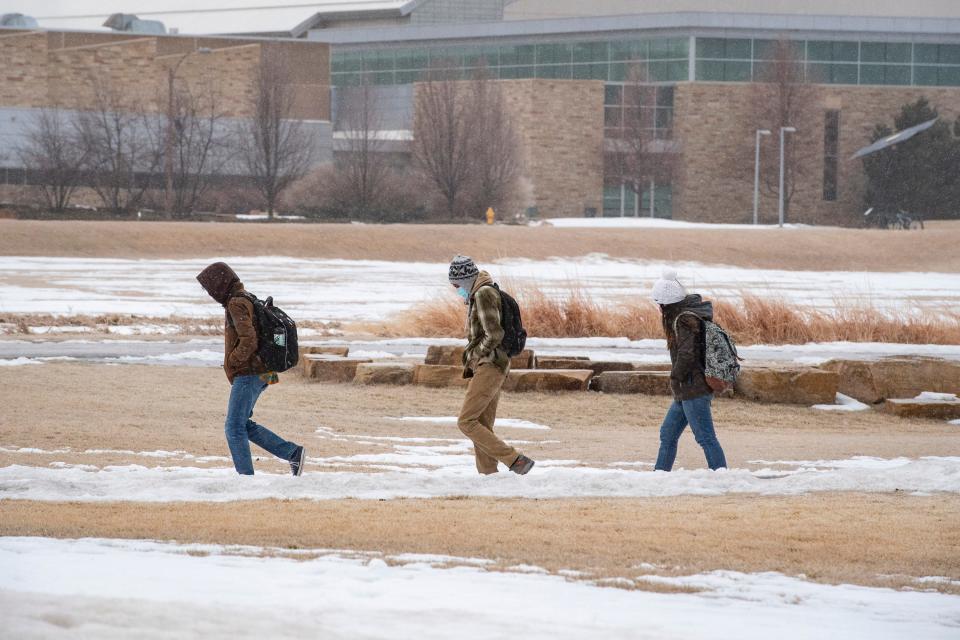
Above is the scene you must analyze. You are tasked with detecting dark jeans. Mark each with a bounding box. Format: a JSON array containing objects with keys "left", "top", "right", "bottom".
[
  {"left": 225, "top": 374, "right": 298, "bottom": 475},
  {"left": 655, "top": 394, "right": 727, "bottom": 471}
]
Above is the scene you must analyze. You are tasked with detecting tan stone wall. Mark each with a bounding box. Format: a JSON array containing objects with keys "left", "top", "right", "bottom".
[
  {"left": 0, "top": 29, "right": 330, "bottom": 120},
  {"left": 0, "top": 32, "right": 49, "bottom": 108},
  {"left": 674, "top": 82, "right": 960, "bottom": 225},
  {"left": 499, "top": 79, "right": 605, "bottom": 218}
]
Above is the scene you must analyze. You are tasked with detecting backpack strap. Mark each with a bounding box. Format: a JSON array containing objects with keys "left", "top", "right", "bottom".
[{"left": 672, "top": 311, "right": 703, "bottom": 335}]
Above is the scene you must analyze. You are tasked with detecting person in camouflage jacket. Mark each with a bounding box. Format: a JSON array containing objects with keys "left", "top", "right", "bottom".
[{"left": 448, "top": 256, "right": 534, "bottom": 475}]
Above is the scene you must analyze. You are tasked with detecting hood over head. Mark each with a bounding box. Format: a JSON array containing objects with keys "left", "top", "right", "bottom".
[
  {"left": 663, "top": 294, "right": 713, "bottom": 323},
  {"left": 196, "top": 262, "right": 240, "bottom": 306},
  {"left": 469, "top": 270, "right": 494, "bottom": 296}
]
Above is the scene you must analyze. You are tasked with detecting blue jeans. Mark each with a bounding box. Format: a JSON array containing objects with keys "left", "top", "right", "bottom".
[
  {"left": 225, "top": 375, "right": 298, "bottom": 475},
  {"left": 655, "top": 394, "right": 727, "bottom": 471}
]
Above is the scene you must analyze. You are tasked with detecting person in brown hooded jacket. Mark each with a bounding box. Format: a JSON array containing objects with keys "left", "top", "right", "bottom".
[{"left": 197, "top": 262, "right": 306, "bottom": 476}]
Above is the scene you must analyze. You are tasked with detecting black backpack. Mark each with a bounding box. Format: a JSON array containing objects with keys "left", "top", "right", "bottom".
[
  {"left": 492, "top": 283, "right": 527, "bottom": 357},
  {"left": 236, "top": 292, "right": 299, "bottom": 373}
]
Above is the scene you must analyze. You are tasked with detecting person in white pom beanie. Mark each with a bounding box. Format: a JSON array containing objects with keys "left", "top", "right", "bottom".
[{"left": 650, "top": 269, "right": 727, "bottom": 471}]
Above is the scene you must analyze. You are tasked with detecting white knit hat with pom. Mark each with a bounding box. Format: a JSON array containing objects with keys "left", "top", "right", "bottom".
[{"left": 651, "top": 269, "right": 687, "bottom": 305}]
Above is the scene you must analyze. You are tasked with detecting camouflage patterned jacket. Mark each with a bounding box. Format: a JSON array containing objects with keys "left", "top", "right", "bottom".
[{"left": 462, "top": 271, "right": 510, "bottom": 376}]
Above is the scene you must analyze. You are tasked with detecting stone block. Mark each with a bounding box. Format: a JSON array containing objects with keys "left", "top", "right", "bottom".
[
  {"left": 503, "top": 369, "right": 594, "bottom": 392},
  {"left": 536, "top": 358, "right": 635, "bottom": 375},
  {"left": 300, "top": 345, "right": 349, "bottom": 359},
  {"left": 882, "top": 398, "right": 960, "bottom": 420},
  {"left": 510, "top": 349, "right": 535, "bottom": 369},
  {"left": 424, "top": 345, "right": 464, "bottom": 365},
  {"left": 353, "top": 362, "right": 415, "bottom": 386},
  {"left": 734, "top": 367, "right": 838, "bottom": 405},
  {"left": 821, "top": 358, "right": 960, "bottom": 405},
  {"left": 412, "top": 364, "right": 469, "bottom": 388},
  {"left": 302, "top": 355, "right": 372, "bottom": 383},
  {"left": 535, "top": 356, "right": 590, "bottom": 368},
  {"left": 591, "top": 371, "right": 672, "bottom": 395}
]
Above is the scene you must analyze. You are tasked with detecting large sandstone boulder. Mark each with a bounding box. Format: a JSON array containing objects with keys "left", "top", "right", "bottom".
[
  {"left": 535, "top": 356, "right": 589, "bottom": 368},
  {"left": 302, "top": 355, "right": 372, "bottom": 383},
  {"left": 591, "top": 371, "right": 672, "bottom": 395},
  {"left": 882, "top": 397, "right": 960, "bottom": 420},
  {"left": 353, "top": 362, "right": 415, "bottom": 386},
  {"left": 510, "top": 349, "right": 535, "bottom": 369},
  {"left": 412, "top": 364, "right": 469, "bottom": 388},
  {"left": 537, "top": 358, "right": 634, "bottom": 375},
  {"left": 734, "top": 367, "right": 838, "bottom": 405},
  {"left": 822, "top": 358, "right": 960, "bottom": 405},
  {"left": 503, "top": 369, "right": 594, "bottom": 392},
  {"left": 424, "top": 345, "right": 464, "bottom": 366},
  {"left": 299, "top": 345, "right": 349, "bottom": 359}
]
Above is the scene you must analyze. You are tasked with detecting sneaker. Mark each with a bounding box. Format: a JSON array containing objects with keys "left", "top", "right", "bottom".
[
  {"left": 289, "top": 446, "right": 306, "bottom": 477},
  {"left": 509, "top": 454, "right": 535, "bottom": 475}
]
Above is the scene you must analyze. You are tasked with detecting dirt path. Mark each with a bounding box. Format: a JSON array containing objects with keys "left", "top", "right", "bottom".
[
  {"left": 1, "top": 363, "right": 957, "bottom": 471},
  {"left": 1, "top": 219, "right": 958, "bottom": 272},
  {"left": 2, "top": 495, "right": 957, "bottom": 594}
]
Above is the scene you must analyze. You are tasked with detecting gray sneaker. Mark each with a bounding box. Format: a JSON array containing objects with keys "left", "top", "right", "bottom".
[
  {"left": 509, "top": 454, "right": 535, "bottom": 475},
  {"left": 290, "top": 446, "right": 306, "bottom": 477}
]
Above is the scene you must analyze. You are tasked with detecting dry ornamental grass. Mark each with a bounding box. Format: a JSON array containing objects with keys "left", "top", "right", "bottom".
[{"left": 384, "top": 288, "right": 960, "bottom": 345}]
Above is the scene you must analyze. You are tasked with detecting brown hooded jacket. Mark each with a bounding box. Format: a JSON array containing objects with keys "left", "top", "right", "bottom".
[{"left": 196, "top": 262, "right": 267, "bottom": 383}]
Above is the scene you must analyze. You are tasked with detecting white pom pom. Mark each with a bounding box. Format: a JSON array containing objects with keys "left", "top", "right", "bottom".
[{"left": 661, "top": 269, "right": 678, "bottom": 281}]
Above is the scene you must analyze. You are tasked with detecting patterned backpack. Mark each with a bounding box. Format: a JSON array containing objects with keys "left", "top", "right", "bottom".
[{"left": 674, "top": 312, "right": 741, "bottom": 393}]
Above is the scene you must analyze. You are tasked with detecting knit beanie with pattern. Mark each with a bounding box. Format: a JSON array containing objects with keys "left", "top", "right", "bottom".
[
  {"left": 651, "top": 269, "right": 687, "bottom": 305},
  {"left": 448, "top": 255, "right": 479, "bottom": 287}
]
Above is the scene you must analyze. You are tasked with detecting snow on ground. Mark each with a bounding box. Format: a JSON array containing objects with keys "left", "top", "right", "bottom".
[
  {"left": 812, "top": 393, "right": 872, "bottom": 412},
  {"left": 5, "top": 336, "right": 960, "bottom": 367},
  {"left": 539, "top": 217, "right": 812, "bottom": 230},
  {"left": 0, "top": 357, "right": 42, "bottom": 367},
  {"left": 0, "top": 255, "right": 956, "bottom": 323},
  {"left": 1, "top": 537, "right": 957, "bottom": 640},
  {"left": 2, "top": 455, "right": 958, "bottom": 503},
  {"left": 388, "top": 416, "right": 551, "bottom": 430}
]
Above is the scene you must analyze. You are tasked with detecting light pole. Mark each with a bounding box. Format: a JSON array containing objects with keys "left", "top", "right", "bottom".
[
  {"left": 778, "top": 126, "right": 796, "bottom": 228},
  {"left": 753, "top": 129, "right": 771, "bottom": 225},
  {"left": 164, "top": 47, "right": 211, "bottom": 216}
]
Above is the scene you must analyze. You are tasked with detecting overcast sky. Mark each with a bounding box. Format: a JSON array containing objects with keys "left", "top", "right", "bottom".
[{"left": 5, "top": 1, "right": 404, "bottom": 34}]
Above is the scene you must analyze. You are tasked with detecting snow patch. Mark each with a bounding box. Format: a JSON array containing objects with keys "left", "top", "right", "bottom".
[
  {"left": 812, "top": 393, "right": 872, "bottom": 412},
  {"left": 2, "top": 537, "right": 958, "bottom": 640},
  {"left": 388, "top": 416, "right": 551, "bottom": 430}
]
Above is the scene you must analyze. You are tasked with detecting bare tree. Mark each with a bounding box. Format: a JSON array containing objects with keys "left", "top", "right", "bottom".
[
  {"left": 75, "top": 78, "right": 163, "bottom": 215},
  {"left": 748, "top": 39, "right": 819, "bottom": 223},
  {"left": 168, "top": 83, "right": 229, "bottom": 216},
  {"left": 238, "top": 50, "right": 316, "bottom": 218},
  {"left": 467, "top": 72, "right": 522, "bottom": 219},
  {"left": 413, "top": 67, "right": 476, "bottom": 219},
  {"left": 333, "top": 81, "right": 390, "bottom": 217},
  {"left": 16, "top": 107, "right": 87, "bottom": 212}
]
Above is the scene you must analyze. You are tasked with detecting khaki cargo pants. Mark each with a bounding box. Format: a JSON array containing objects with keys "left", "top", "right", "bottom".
[{"left": 457, "top": 362, "right": 519, "bottom": 475}]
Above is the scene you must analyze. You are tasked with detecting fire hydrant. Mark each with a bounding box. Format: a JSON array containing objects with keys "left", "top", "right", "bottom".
[{"left": 486, "top": 207, "right": 495, "bottom": 225}]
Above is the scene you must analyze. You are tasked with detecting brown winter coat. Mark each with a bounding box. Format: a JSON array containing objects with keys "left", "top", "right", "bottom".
[
  {"left": 196, "top": 262, "right": 267, "bottom": 383},
  {"left": 662, "top": 294, "right": 714, "bottom": 401}
]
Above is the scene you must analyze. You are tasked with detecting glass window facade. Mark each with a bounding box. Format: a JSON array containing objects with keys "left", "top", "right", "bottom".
[
  {"left": 332, "top": 37, "right": 689, "bottom": 87},
  {"left": 603, "top": 183, "right": 672, "bottom": 218},
  {"left": 693, "top": 37, "right": 960, "bottom": 86},
  {"left": 604, "top": 84, "right": 674, "bottom": 140}
]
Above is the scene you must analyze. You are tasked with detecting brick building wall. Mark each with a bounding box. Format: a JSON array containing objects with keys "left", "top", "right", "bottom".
[
  {"left": 0, "top": 29, "right": 330, "bottom": 120},
  {"left": 499, "top": 79, "right": 605, "bottom": 218},
  {"left": 674, "top": 83, "right": 960, "bottom": 225}
]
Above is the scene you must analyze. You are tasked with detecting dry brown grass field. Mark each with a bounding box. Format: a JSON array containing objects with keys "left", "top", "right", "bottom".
[
  {"left": 1, "top": 363, "right": 958, "bottom": 594},
  {"left": 1, "top": 219, "right": 959, "bottom": 272}
]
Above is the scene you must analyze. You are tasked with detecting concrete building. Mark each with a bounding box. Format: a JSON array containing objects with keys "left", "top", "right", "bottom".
[
  {"left": 3, "top": 2, "right": 959, "bottom": 222},
  {"left": 306, "top": 0, "right": 960, "bottom": 223}
]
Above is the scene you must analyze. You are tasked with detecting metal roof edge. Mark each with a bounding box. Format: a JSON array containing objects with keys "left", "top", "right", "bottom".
[{"left": 307, "top": 11, "right": 960, "bottom": 45}]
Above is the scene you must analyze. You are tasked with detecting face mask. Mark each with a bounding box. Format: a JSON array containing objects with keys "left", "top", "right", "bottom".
[{"left": 457, "top": 287, "right": 470, "bottom": 302}]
